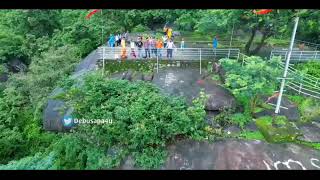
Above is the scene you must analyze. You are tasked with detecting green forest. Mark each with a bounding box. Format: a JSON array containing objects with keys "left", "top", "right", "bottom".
[{"left": 0, "top": 9, "right": 320, "bottom": 170}]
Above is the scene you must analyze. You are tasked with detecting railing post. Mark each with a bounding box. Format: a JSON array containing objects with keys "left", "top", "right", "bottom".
[
  {"left": 102, "top": 46, "right": 105, "bottom": 75},
  {"left": 269, "top": 51, "right": 273, "bottom": 60},
  {"left": 284, "top": 51, "right": 288, "bottom": 61},
  {"left": 315, "top": 51, "right": 318, "bottom": 60},
  {"left": 275, "top": 17, "right": 299, "bottom": 114},
  {"left": 299, "top": 83, "right": 302, "bottom": 94},
  {"left": 241, "top": 54, "right": 245, "bottom": 67},
  {"left": 299, "top": 51, "right": 302, "bottom": 61},
  {"left": 200, "top": 48, "right": 202, "bottom": 74},
  {"left": 237, "top": 50, "right": 240, "bottom": 61},
  {"left": 157, "top": 55, "right": 159, "bottom": 73},
  {"left": 227, "top": 49, "right": 230, "bottom": 59}
]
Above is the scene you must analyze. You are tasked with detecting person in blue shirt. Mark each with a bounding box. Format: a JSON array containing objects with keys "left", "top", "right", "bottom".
[
  {"left": 108, "top": 34, "right": 115, "bottom": 47},
  {"left": 213, "top": 35, "right": 218, "bottom": 49}
]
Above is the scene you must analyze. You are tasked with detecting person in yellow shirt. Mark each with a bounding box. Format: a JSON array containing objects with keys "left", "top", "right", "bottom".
[
  {"left": 120, "top": 37, "right": 127, "bottom": 60},
  {"left": 167, "top": 28, "right": 173, "bottom": 39}
]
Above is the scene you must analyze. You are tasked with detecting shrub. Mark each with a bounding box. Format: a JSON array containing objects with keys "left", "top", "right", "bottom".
[
  {"left": 220, "top": 56, "right": 282, "bottom": 115},
  {"left": 288, "top": 95, "right": 320, "bottom": 122},
  {"left": 54, "top": 72, "right": 208, "bottom": 169},
  {"left": 132, "top": 24, "right": 151, "bottom": 33},
  {"left": 295, "top": 61, "right": 320, "bottom": 79},
  {"left": 214, "top": 109, "right": 251, "bottom": 129}
]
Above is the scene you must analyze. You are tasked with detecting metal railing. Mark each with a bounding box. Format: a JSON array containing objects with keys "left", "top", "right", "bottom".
[
  {"left": 240, "top": 52, "right": 320, "bottom": 100},
  {"left": 97, "top": 46, "right": 240, "bottom": 60},
  {"left": 270, "top": 50, "right": 320, "bottom": 62},
  {"left": 97, "top": 46, "right": 240, "bottom": 74},
  {"left": 278, "top": 62, "right": 320, "bottom": 99},
  {"left": 296, "top": 40, "right": 320, "bottom": 51}
]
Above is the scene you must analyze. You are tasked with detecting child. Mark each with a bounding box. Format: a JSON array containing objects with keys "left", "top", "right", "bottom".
[
  {"left": 180, "top": 38, "right": 185, "bottom": 49},
  {"left": 136, "top": 36, "right": 143, "bottom": 58},
  {"left": 144, "top": 37, "right": 150, "bottom": 59},
  {"left": 121, "top": 37, "right": 127, "bottom": 60},
  {"left": 130, "top": 39, "right": 137, "bottom": 59}
]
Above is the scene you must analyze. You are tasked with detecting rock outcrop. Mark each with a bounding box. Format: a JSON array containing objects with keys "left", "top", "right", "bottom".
[
  {"left": 254, "top": 95, "right": 300, "bottom": 121},
  {"left": 119, "top": 139, "right": 320, "bottom": 170}
]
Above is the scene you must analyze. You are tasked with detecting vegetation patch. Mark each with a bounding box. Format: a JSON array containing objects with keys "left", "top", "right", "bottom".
[{"left": 256, "top": 116, "right": 302, "bottom": 143}]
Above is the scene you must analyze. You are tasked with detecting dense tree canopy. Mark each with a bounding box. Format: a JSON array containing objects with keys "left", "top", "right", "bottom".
[{"left": 0, "top": 9, "right": 320, "bottom": 169}]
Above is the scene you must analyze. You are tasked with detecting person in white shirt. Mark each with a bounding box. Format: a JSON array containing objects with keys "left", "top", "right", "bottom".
[
  {"left": 165, "top": 39, "right": 176, "bottom": 59},
  {"left": 162, "top": 35, "right": 168, "bottom": 48},
  {"left": 130, "top": 39, "right": 136, "bottom": 58},
  {"left": 115, "top": 35, "right": 119, "bottom": 46}
]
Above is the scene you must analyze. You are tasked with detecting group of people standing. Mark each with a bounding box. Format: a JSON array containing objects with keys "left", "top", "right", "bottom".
[
  {"left": 106, "top": 32, "right": 183, "bottom": 60},
  {"left": 107, "top": 31, "right": 129, "bottom": 48},
  {"left": 105, "top": 28, "right": 218, "bottom": 60}
]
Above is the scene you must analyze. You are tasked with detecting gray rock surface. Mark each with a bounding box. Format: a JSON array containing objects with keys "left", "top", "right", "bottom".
[
  {"left": 7, "top": 58, "right": 27, "bottom": 73},
  {"left": 152, "top": 67, "right": 236, "bottom": 110},
  {"left": 254, "top": 96, "right": 300, "bottom": 121},
  {"left": 43, "top": 50, "right": 100, "bottom": 131},
  {"left": 224, "top": 126, "right": 241, "bottom": 135},
  {"left": 204, "top": 84, "right": 237, "bottom": 111},
  {"left": 297, "top": 123, "right": 320, "bottom": 142},
  {"left": 245, "top": 121, "right": 258, "bottom": 131},
  {"left": 43, "top": 88, "right": 70, "bottom": 132},
  {"left": 119, "top": 139, "right": 320, "bottom": 170}
]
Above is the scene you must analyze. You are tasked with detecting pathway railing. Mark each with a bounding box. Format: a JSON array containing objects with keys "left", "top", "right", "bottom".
[
  {"left": 296, "top": 40, "right": 320, "bottom": 51},
  {"left": 97, "top": 46, "right": 240, "bottom": 74},
  {"left": 241, "top": 52, "right": 320, "bottom": 100},
  {"left": 270, "top": 50, "right": 320, "bottom": 62}
]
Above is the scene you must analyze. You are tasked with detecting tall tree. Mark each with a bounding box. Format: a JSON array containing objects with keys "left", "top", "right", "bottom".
[{"left": 195, "top": 9, "right": 294, "bottom": 55}]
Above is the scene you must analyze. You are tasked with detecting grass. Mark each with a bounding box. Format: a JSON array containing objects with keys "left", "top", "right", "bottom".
[
  {"left": 298, "top": 141, "right": 320, "bottom": 150},
  {"left": 238, "top": 131, "right": 265, "bottom": 141},
  {"left": 238, "top": 130, "right": 320, "bottom": 152}
]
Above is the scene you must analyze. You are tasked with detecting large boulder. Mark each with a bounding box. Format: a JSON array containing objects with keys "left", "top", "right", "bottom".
[
  {"left": 43, "top": 88, "right": 72, "bottom": 132},
  {"left": 0, "top": 73, "right": 8, "bottom": 82},
  {"left": 6, "top": 58, "right": 27, "bottom": 73},
  {"left": 203, "top": 83, "right": 237, "bottom": 111},
  {"left": 131, "top": 72, "right": 144, "bottom": 81},
  {"left": 122, "top": 69, "right": 133, "bottom": 81},
  {"left": 119, "top": 139, "right": 320, "bottom": 170},
  {"left": 254, "top": 96, "right": 300, "bottom": 121},
  {"left": 297, "top": 123, "right": 320, "bottom": 142},
  {"left": 43, "top": 50, "right": 99, "bottom": 132},
  {"left": 142, "top": 72, "right": 154, "bottom": 82},
  {"left": 213, "top": 62, "right": 226, "bottom": 84},
  {"left": 74, "top": 50, "right": 99, "bottom": 73}
]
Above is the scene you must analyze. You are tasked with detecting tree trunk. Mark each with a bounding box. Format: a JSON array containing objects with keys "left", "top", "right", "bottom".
[
  {"left": 245, "top": 29, "right": 257, "bottom": 55},
  {"left": 250, "top": 32, "right": 270, "bottom": 55}
]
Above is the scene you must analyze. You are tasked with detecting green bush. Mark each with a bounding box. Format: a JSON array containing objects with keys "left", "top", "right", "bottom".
[
  {"left": 132, "top": 24, "right": 151, "bottom": 33},
  {"left": 0, "top": 64, "right": 8, "bottom": 74},
  {"left": 54, "top": 72, "right": 208, "bottom": 169},
  {"left": 214, "top": 109, "right": 251, "bottom": 129},
  {"left": 295, "top": 61, "right": 320, "bottom": 79},
  {"left": 0, "top": 152, "right": 57, "bottom": 170},
  {"left": 230, "top": 113, "right": 251, "bottom": 129},
  {"left": 288, "top": 95, "right": 320, "bottom": 122},
  {"left": 220, "top": 56, "right": 282, "bottom": 115}
]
